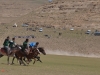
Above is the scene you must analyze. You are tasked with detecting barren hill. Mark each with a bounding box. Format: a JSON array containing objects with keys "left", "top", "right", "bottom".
[
  {"left": 0, "top": 0, "right": 48, "bottom": 24},
  {"left": 12, "top": 0, "right": 100, "bottom": 29}
]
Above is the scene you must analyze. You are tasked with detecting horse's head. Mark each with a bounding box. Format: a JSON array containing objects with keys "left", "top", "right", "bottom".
[
  {"left": 38, "top": 47, "right": 46, "bottom": 55},
  {"left": 15, "top": 44, "right": 22, "bottom": 50}
]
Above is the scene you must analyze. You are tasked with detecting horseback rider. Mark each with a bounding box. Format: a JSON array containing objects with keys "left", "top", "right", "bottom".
[
  {"left": 9, "top": 37, "right": 16, "bottom": 49},
  {"left": 9, "top": 37, "right": 16, "bottom": 54},
  {"left": 29, "top": 42, "right": 40, "bottom": 61},
  {"left": 29, "top": 42, "right": 39, "bottom": 52},
  {"left": 22, "top": 38, "right": 29, "bottom": 55},
  {"left": 3, "top": 36, "right": 10, "bottom": 55}
]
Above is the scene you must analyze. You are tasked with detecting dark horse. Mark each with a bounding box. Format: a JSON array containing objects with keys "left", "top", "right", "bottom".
[
  {"left": 0, "top": 45, "right": 21, "bottom": 65},
  {"left": 12, "top": 47, "right": 46, "bottom": 65}
]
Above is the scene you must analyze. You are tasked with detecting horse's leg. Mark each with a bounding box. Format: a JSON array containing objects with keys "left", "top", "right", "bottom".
[
  {"left": 23, "top": 57, "right": 29, "bottom": 65},
  {"left": 23, "top": 57, "right": 27, "bottom": 63},
  {"left": 20, "top": 57, "right": 26, "bottom": 66},
  {"left": 19, "top": 58, "right": 22, "bottom": 65},
  {"left": 33, "top": 58, "right": 36, "bottom": 64},
  {"left": 7, "top": 56, "right": 10, "bottom": 65},
  {"left": 11, "top": 57, "right": 15, "bottom": 65},
  {"left": 36, "top": 56, "right": 42, "bottom": 63}
]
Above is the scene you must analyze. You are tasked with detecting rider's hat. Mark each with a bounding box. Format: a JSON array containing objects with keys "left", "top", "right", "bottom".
[
  {"left": 26, "top": 38, "right": 29, "bottom": 42},
  {"left": 36, "top": 42, "right": 39, "bottom": 45},
  {"left": 7, "top": 36, "right": 10, "bottom": 39},
  {"left": 12, "top": 37, "right": 15, "bottom": 40}
]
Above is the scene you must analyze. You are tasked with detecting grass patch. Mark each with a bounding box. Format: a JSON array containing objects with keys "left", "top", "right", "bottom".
[{"left": 0, "top": 55, "right": 100, "bottom": 75}]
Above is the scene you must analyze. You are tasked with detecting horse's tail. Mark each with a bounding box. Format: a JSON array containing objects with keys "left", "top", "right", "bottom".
[{"left": 0, "top": 54, "right": 4, "bottom": 58}]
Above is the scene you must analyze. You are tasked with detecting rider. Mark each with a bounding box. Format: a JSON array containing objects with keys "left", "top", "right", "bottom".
[
  {"left": 3, "top": 36, "right": 10, "bottom": 55},
  {"left": 22, "top": 38, "right": 29, "bottom": 55},
  {"left": 9, "top": 37, "right": 16, "bottom": 54},
  {"left": 29, "top": 42, "right": 39, "bottom": 52},
  {"left": 9, "top": 37, "right": 16, "bottom": 49},
  {"left": 29, "top": 42, "right": 39, "bottom": 48},
  {"left": 29, "top": 42, "right": 40, "bottom": 61}
]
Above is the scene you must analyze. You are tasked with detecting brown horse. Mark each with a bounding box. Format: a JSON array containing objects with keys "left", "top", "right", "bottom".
[
  {"left": 26, "top": 47, "right": 46, "bottom": 64},
  {"left": 0, "top": 45, "right": 21, "bottom": 65},
  {"left": 12, "top": 47, "right": 39, "bottom": 65},
  {"left": 12, "top": 47, "right": 46, "bottom": 65}
]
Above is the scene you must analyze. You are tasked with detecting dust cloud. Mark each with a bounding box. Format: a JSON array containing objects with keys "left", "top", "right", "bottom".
[{"left": 46, "top": 49, "right": 100, "bottom": 58}]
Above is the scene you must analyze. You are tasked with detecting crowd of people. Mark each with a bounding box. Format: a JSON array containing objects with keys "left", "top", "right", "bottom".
[{"left": 3, "top": 36, "right": 39, "bottom": 55}]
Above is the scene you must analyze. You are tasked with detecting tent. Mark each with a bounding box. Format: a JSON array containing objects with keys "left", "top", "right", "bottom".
[{"left": 13, "top": 23, "right": 17, "bottom": 27}]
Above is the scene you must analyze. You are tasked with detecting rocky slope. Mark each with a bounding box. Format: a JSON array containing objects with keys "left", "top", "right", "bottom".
[
  {"left": 0, "top": 0, "right": 48, "bottom": 24},
  {"left": 19, "top": 0, "right": 100, "bottom": 29}
]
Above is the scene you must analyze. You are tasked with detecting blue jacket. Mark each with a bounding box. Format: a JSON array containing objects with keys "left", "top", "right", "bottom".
[{"left": 29, "top": 42, "right": 36, "bottom": 47}]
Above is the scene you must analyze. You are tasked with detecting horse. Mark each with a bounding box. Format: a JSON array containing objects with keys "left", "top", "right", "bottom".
[
  {"left": 12, "top": 47, "right": 46, "bottom": 65},
  {"left": 0, "top": 45, "right": 21, "bottom": 65},
  {"left": 11, "top": 47, "right": 39, "bottom": 65},
  {"left": 25, "top": 47, "right": 46, "bottom": 64},
  {"left": 35, "top": 47, "right": 46, "bottom": 62}
]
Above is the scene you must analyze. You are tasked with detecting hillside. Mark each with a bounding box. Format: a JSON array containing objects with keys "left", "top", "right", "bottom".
[
  {"left": 10, "top": 0, "right": 100, "bottom": 30},
  {"left": 0, "top": 0, "right": 48, "bottom": 24},
  {"left": 0, "top": 0, "right": 100, "bottom": 57}
]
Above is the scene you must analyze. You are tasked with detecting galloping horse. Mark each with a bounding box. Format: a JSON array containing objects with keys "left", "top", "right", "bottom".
[
  {"left": 12, "top": 47, "right": 46, "bottom": 65},
  {"left": 25, "top": 47, "right": 46, "bottom": 64},
  {"left": 0, "top": 45, "right": 21, "bottom": 65}
]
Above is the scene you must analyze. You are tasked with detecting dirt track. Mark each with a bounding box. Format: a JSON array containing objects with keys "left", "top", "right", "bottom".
[{"left": 46, "top": 49, "right": 100, "bottom": 58}]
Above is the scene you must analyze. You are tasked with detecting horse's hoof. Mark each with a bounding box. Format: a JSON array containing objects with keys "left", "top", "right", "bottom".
[
  {"left": 11, "top": 63, "right": 14, "bottom": 65},
  {"left": 7, "top": 63, "right": 11, "bottom": 65},
  {"left": 23, "top": 64, "right": 26, "bottom": 66}
]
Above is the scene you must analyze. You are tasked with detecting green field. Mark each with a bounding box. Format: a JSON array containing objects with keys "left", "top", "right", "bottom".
[{"left": 0, "top": 54, "right": 100, "bottom": 75}]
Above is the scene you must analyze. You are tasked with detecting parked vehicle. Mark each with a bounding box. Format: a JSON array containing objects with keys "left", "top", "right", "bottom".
[
  {"left": 94, "top": 32, "right": 100, "bottom": 36},
  {"left": 85, "top": 30, "right": 91, "bottom": 34},
  {"left": 39, "top": 28, "right": 43, "bottom": 32}
]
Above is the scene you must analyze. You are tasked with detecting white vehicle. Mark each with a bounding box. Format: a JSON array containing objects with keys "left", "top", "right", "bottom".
[
  {"left": 22, "top": 23, "right": 28, "bottom": 27},
  {"left": 85, "top": 30, "right": 91, "bottom": 34},
  {"left": 39, "top": 28, "right": 43, "bottom": 32}
]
